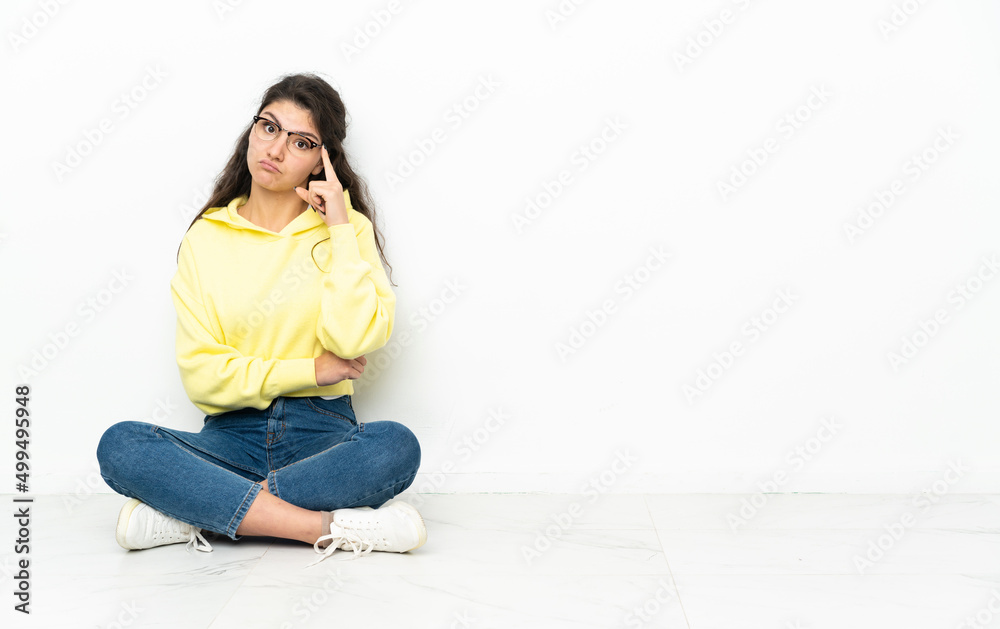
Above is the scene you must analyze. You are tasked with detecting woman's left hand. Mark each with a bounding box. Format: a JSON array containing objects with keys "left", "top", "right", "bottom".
[{"left": 294, "top": 145, "right": 348, "bottom": 226}]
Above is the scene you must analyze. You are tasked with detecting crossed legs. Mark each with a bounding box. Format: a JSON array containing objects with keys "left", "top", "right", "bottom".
[{"left": 236, "top": 479, "right": 323, "bottom": 544}]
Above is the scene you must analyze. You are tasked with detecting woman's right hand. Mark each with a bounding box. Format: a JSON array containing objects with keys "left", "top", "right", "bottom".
[{"left": 314, "top": 350, "right": 367, "bottom": 387}]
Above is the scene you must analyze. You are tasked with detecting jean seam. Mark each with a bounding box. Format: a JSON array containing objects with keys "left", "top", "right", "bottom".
[
  {"left": 268, "top": 469, "right": 280, "bottom": 499},
  {"left": 303, "top": 397, "right": 357, "bottom": 425},
  {"left": 268, "top": 428, "right": 359, "bottom": 499},
  {"left": 101, "top": 474, "right": 134, "bottom": 498},
  {"left": 226, "top": 482, "right": 262, "bottom": 539},
  {"left": 349, "top": 471, "right": 419, "bottom": 507},
  {"left": 156, "top": 426, "right": 262, "bottom": 477},
  {"left": 153, "top": 427, "right": 265, "bottom": 480},
  {"left": 268, "top": 430, "right": 357, "bottom": 477}
]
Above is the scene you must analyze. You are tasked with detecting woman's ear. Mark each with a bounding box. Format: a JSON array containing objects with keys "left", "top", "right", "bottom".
[{"left": 312, "top": 160, "right": 324, "bottom": 176}]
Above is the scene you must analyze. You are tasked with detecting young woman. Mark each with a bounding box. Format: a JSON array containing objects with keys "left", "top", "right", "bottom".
[{"left": 96, "top": 73, "right": 425, "bottom": 566}]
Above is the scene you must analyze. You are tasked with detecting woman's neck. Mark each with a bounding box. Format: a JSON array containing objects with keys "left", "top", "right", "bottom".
[{"left": 238, "top": 185, "right": 308, "bottom": 233}]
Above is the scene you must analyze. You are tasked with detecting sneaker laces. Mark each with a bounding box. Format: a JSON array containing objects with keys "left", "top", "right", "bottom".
[
  {"left": 186, "top": 530, "right": 214, "bottom": 553},
  {"left": 307, "top": 525, "right": 377, "bottom": 567},
  {"left": 154, "top": 513, "right": 213, "bottom": 553}
]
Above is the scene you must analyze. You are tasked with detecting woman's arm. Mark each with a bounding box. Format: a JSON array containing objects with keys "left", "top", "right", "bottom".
[
  {"left": 171, "top": 238, "right": 317, "bottom": 416},
  {"left": 315, "top": 212, "right": 396, "bottom": 360},
  {"left": 171, "top": 281, "right": 317, "bottom": 415}
]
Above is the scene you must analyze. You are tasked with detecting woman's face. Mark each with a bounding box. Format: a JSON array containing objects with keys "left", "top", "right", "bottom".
[{"left": 247, "top": 99, "right": 325, "bottom": 191}]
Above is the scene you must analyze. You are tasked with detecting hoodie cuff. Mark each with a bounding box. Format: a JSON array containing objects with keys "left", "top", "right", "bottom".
[{"left": 269, "top": 358, "right": 318, "bottom": 397}]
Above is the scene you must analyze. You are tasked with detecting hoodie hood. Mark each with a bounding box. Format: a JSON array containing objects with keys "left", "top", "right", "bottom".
[{"left": 201, "top": 189, "right": 354, "bottom": 240}]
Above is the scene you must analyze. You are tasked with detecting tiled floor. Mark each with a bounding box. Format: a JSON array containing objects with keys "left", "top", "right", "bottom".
[{"left": 2, "top": 493, "right": 999, "bottom": 628}]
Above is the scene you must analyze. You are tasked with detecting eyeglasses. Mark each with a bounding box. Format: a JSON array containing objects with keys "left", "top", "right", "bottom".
[{"left": 251, "top": 115, "right": 321, "bottom": 156}]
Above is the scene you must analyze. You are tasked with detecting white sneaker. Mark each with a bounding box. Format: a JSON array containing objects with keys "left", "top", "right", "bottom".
[
  {"left": 309, "top": 499, "right": 426, "bottom": 566},
  {"left": 115, "top": 498, "right": 213, "bottom": 553}
]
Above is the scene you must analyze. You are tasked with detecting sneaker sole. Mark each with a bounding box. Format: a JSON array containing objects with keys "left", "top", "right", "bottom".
[
  {"left": 115, "top": 498, "right": 143, "bottom": 550},
  {"left": 392, "top": 500, "right": 427, "bottom": 551}
]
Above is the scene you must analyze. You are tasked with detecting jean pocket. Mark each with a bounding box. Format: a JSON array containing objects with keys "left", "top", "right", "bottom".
[{"left": 303, "top": 396, "right": 357, "bottom": 426}]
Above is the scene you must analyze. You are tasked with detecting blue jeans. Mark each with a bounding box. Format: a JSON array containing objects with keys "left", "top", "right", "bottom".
[{"left": 96, "top": 395, "right": 421, "bottom": 539}]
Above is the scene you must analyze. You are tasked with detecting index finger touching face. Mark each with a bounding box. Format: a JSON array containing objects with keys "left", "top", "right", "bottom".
[{"left": 321, "top": 144, "right": 334, "bottom": 179}]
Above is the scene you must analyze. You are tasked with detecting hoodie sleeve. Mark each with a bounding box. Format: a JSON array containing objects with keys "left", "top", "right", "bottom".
[
  {"left": 316, "top": 210, "right": 396, "bottom": 359},
  {"left": 171, "top": 236, "right": 318, "bottom": 416}
]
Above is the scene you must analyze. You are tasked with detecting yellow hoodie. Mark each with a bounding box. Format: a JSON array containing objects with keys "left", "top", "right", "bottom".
[{"left": 169, "top": 190, "right": 395, "bottom": 416}]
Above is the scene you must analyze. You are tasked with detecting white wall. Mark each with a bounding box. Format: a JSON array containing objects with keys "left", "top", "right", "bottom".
[{"left": 2, "top": 0, "right": 998, "bottom": 500}]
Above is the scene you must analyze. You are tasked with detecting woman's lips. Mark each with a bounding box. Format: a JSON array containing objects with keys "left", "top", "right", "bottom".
[{"left": 260, "top": 160, "right": 280, "bottom": 173}]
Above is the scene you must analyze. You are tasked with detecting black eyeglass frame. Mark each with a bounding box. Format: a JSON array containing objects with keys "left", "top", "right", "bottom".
[{"left": 251, "top": 115, "right": 321, "bottom": 152}]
